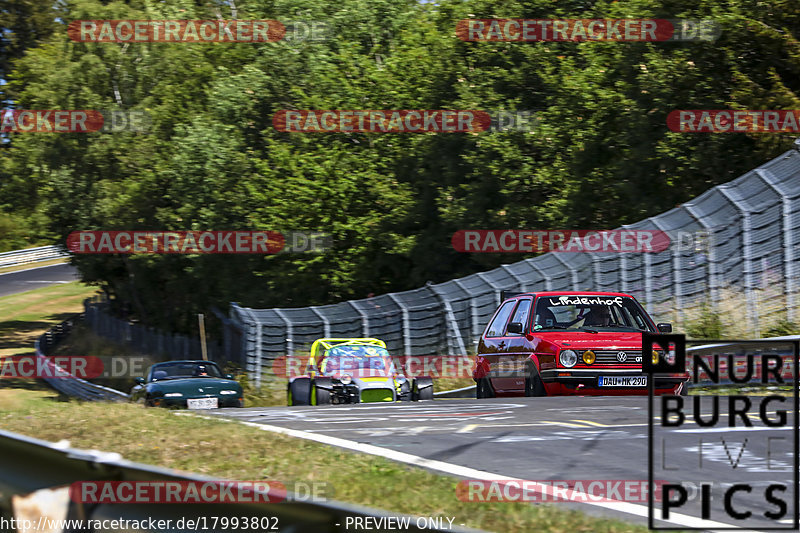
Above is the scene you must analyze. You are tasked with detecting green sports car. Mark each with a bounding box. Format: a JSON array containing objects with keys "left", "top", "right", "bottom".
[{"left": 131, "top": 360, "right": 244, "bottom": 408}]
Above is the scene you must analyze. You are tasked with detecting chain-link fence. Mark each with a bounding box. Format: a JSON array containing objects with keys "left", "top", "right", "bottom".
[{"left": 231, "top": 141, "right": 800, "bottom": 386}]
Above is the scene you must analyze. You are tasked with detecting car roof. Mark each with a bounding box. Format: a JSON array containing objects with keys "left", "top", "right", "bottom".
[
  {"left": 510, "top": 291, "right": 634, "bottom": 298},
  {"left": 151, "top": 360, "right": 218, "bottom": 367}
]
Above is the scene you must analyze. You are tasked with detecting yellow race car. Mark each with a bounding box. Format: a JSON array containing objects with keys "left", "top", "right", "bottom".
[{"left": 287, "top": 338, "right": 434, "bottom": 405}]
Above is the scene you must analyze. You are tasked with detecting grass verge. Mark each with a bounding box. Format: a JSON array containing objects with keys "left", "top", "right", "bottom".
[{"left": 0, "top": 388, "right": 649, "bottom": 533}]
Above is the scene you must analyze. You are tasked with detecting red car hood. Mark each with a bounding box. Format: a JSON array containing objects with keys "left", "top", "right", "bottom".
[{"left": 534, "top": 331, "right": 646, "bottom": 350}]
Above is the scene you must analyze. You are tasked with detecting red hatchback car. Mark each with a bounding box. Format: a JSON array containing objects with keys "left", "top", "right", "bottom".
[{"left": 473, "top": 291, "right": 689, "bottom": 397}]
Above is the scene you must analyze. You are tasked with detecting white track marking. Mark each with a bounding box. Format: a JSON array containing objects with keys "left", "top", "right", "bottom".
[{"left": 182, "top": 412, "right": 749, "bottom": 530}]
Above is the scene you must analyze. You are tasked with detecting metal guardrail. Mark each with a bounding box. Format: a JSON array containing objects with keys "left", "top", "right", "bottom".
[
  {"left": 0, "top": 245, "right": 69, "bottom": 268},
  {"left": 35, "top": 315, "right": 130, "bottom": 402},
  {"left": 0, "top": 430, "right": 481, "bottom": 533}
]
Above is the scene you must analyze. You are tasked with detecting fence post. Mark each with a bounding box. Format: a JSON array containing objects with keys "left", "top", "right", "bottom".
[
  {"left": 349, "top": 301, "right": 370, "bottom": 337},
  {"left": 242, "top": 307, "right": 263, "bottom": 388},
  {"left": 453, "top": 279, "right": 480, "bottom": 348},
  {"left": 756, "top": 168, "right": 795, "bottom": 324},
  {"left": 684, "top": 203, "right": 720, "bottom": 310},
  {"left": 718, "top": 186, "right": 760, "bottom": 337},
  {"left": 551, "top": 254, "right": 580, "bottom": 291},
  {"left": 643, "top": 252, "right": 653, "bottom": 308},
  {"left": 274, "top": 309, "right": 294, "bottom": 359},
  {"left": 428, "top": 284, "right": 468, "bottom": 357},
  {"left": 527, "top": 260, "right": 553, "bottom": 291},
  {"left": 310, "top": 306, "right": 331, "bottom": 338},
  {"left": 649, "top": 218, "right": 683, "bottom": 326},
  {"left": 386, "top": 294, "right": 411, "bottom": 357},
  {"left": 500, "top": 265, "right": 528, "bottom": 292}
]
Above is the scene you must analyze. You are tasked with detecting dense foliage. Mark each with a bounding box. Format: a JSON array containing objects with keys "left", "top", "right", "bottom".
[{"left": 1, "top": 0, "right": 799, "bottom": 332}]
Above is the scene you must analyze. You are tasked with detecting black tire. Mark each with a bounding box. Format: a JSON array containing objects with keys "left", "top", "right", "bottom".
[
  {"left": 412, "top": 377, "right": 434, "bottom": 401},
  {"left": 524, "top": 367, "right": 547, "bottom": 397},
  {"left": 288, "top": 379, "right": 311, "bottom": 406},
  {"left": 475, "top": 377, "right": 495, "bottom": 399},
  {"left": 398, "top": 379, "right": 412, "bottom": 401},
  {"left": 312, "top": 378, "right": 332, "bottom": 405}
]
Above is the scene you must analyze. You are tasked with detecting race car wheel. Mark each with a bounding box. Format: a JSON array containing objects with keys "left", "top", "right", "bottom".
[
  {"left": 475, "top": 378, "right": 495, "bottom": 399},
  {"left": 398, "top": 379, "right": 412, "bottom": 401},
  {"left": 412, "top": 377, "right": 434, "bottom": 401},
  {"left": 312, "top": 378, "right": 332, "bottom": 405},
  {"left": 288, "top": 379, "right": 311, "bottom": 406},
  {"left": 524, "top": 369, "right": 547, "bottom": 397}
]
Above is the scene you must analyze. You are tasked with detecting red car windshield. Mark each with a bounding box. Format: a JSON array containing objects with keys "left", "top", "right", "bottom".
[{"left": 532, "top": 295, "right": 654, "bottom": 332}]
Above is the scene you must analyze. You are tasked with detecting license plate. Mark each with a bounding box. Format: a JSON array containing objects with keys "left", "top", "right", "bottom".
[
  {"left": 187, "top": 397, "right": 218, "bottom": 409},
  {"left": 598, "top": 376, "right": 647, "bottom": 387}
]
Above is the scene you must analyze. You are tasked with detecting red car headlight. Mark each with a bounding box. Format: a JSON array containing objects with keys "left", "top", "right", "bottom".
[{"left": 559, "top": 350, "right": 578, "bottom": 368}]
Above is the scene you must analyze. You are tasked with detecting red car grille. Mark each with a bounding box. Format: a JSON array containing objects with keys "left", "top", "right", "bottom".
[{"left": 589, "top": 350, "right": 643, "bottom": 365}]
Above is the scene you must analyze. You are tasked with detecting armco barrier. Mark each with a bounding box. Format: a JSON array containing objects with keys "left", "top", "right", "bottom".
[
  {"left": 0, "top": 430, "right": 482, "bottom": 533},
  {"left": 35, "top": 315, "right": 129, "bottom": 402},
  {"left": 0, "top": 245, "right": 68, "bottom": 268}
]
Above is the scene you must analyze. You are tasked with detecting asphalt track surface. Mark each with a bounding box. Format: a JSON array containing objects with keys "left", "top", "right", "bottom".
[
  {"left": 0, "top": 263, "right": 79, "bottom": 297},
  {"left": 210, "top": 396, "right": 799, "bottom": 531}
]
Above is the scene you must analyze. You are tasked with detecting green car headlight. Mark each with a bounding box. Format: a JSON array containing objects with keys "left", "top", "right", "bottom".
[
  {"left": 164, "top": 393, "right": 182, "bottom": 398},
  {"left": 220, "top": 390, "right": 238, "bottom": 395}
]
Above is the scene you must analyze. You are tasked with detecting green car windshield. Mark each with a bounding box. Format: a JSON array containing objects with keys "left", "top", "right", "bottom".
[
  {"left": 149, "top": 362, "right": 223, "bottom": 381},
  {"left": 321, "top": 345, "right": 394, "bottom": 376}
]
